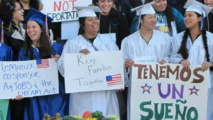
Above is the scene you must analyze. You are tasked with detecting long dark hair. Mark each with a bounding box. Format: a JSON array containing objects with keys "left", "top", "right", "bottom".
[
  {"left": 78, "top": 17, "right": 86, "bottom": 35},
  {"left": 164, "top": 5, "right": 174, "bottom": 33},
  {"left": 178, "top": 13, "right": 211, "bottom": 68},
  {"left": 0, "top": 0, "right": 15, "bottom": 32},
  {"left": 145, "top": 0, "right": 174, "bottom": 33},
  {"left": 24, "top": 21, "right": 52, "bottom": 59}
]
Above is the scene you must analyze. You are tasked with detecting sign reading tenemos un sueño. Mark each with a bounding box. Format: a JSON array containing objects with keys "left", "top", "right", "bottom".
[
  {"left": 41, "top": 0, "right": 92, "bottom": 22},
  {"left": 130, "top": 63, "right": 209, "bottom": 120},
  {"left": 0, "top": 58, "right": 59, "bottom": 99}
]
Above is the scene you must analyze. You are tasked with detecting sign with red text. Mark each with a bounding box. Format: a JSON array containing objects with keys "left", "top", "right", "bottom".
[
  {"left": 64, "top": 51, "right": 124, "bottom": 93},
  {"left": 130, "top": 63, "right": 209, "bottom": 120},
  {"left": 41, "top": 0, "right": 92, "bottom": 22},
  {"left": 0, "top": 58, "right": 59, "bottom": 99}
]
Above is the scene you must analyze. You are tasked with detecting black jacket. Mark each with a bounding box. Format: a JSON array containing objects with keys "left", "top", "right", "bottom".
[{"left": 4, "top": 25, "right": 25, "bottom": 60}]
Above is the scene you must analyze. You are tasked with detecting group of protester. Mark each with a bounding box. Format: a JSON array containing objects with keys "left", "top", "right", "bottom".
[{"left": 1, "top": 0, "right": 213, "bottom": 120}]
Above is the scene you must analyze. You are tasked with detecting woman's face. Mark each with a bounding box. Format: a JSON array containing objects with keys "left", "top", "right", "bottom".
[
  {"left": 184, "top": 11, "right": 201, "bottom": 29},
  {"left": 13, "top": 2, "right": 24, "bottom": 24},
  {"left": 27, "top": 21, "right": 42, "bottom": 44},
  {"left": 153, "top": 0, "right": 167, "bottom": 12},
  {"left": 141, "top": 14, "right": 157, "bottom": 30},
  {"left": 84, "top": 17, "right": 100, "bottom": 35},
  {"left": 96, "top": 0, "right": 113, "bottom": 15}
]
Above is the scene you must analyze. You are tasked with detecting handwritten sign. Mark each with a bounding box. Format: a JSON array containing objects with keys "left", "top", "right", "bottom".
[
  {"left": 0, "top": 100, "right": 9, "bottom": 120},
  {"left": 130, "top": 63, "right": 209, "bottom": 120},
  {"left": 0, "top": 58, "right": 59, "bottom": 99},
  {"left": 41, "top": 0, "right": 92, "bottom": 22},
  {"left": 64, "top": 51, "right": 124, "bottom": 93}
]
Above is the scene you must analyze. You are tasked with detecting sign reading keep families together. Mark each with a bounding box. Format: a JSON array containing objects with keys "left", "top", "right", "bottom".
[
  {"left": 41, "top": 0, "right": 92, "bottom": 22},
  {"left": 130, "top": 63, "right": 209, "bottom": 120},
  {"left": 0, "top": 58, "right": 59, "bottom": 99},
  {"left": 64, "top": 51, "right": 124, "bottom": 93}
]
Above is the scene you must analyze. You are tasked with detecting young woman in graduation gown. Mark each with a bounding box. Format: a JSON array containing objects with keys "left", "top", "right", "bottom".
[
  {"left": 0, "top": 31, "right": 14, "bottom": 120},
  {"left": 121, "top": 3, "right": 171, "bottom": 120},
  {"left": 0, "top": 1, "right": 27, "bottom": 119},
  {"left": 130, "top": 0, "right": 186, "bottom": 36},
  {"left": 170, "top": 0, "right": 213, "bottom": 119},
  {"left": 57, "top": 7, "right": 120, "bottom": 118},
  {"left": 18, "top": 9, "right": 69, "bottom": 120}
]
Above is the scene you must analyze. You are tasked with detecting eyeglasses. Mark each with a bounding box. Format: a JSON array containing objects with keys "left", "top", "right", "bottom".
[{"left": 14, "top": 8, "right": 23, "bottom": 11}]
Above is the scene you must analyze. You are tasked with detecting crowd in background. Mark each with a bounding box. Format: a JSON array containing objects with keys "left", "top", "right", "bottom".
[{"left": 1, "top": 0, "right": 213, "bottom": 120}]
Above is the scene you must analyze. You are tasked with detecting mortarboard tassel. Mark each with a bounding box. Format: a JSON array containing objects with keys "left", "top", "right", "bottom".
[
  {"left": 0, "top": 20, "right": 4, "bottom": 44},
  {"left": 45, "top": 15, "right": 49, "bottom": 38},
  {"left": 200, "top": 10, "right": 205, "bottom": 30},
  {"left": 136, "top": 10, "right": 142, "bottom": 30},
  {"left": 200, "top": 0, "right": 204, "bottom": 31}
]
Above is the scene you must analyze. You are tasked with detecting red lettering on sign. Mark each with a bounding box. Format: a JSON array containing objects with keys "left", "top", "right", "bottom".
[
  {"left": 69, "top": 0, "right": 77, "bottom": 10},
  {"left": 54, "top": 1, "right": 61, "bottom": 11}
]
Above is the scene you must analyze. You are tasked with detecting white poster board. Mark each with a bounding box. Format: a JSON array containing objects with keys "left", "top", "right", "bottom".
[
  {"left": 0, "top": 58, "right": 59, "bottom": 99},
  {"left": 64, "top": 51, "right": 124, "bottom": 93},
  {"left": 41, "top": 0, "right": 92, "bottom": 22},
  {"left": 131, "top": 63, "right": 208, "bottom": 120},
  {"left": 61, "top": 20, "right": 79, "bottom": 39}
]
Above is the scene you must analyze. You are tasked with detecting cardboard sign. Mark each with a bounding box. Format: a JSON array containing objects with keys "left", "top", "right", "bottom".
[
  {"left": 64, "top": 51, "right": 124, "bottom": 93},
  {"left": 0, "top": 100, "right": 9, "bottom": 120},
  {"left": 41, "top": 0, "right": 92, "bottom": 22},
  {"left": 130, "top": 63, "right": 208, "bottom": 120},
  {"left": 0, "top": 58, "right": 59, "bottom": 99}
]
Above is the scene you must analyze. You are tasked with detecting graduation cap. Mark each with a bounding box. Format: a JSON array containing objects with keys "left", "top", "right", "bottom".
[
  {"left": 131, "top": 1, "right": 155, "bottom": 16},
  {"left": 131, "top": 1, "right": 155, "bottom": 30},
  {"left": 0, "top": 19, "right": 4, "bottom": 45},
  {"left": 25, "top": 8, "right": 53, "bottom": 37},
  {"left": 184, "top": 0, "right": 212, "bottom": 30},
  {"left": 184, "top": 0, "right": 212, "bottom": 17},
  {"left": 74, "top": 6, "right": 102, "bottom": 18}
]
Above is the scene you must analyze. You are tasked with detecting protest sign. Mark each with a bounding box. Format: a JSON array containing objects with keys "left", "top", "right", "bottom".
[
  {"left": 64, "top": 51, "right": 124, "bottom": 93},
  {"left": 0, "top": 100, "right": 9, "bottom": 120},
  {"left": 0, "top": 58, "right": 59, "bottom": 99},
  {"left": 130, "top": 63, "right": 208, "bottom": 120},
  {"left": 41, "top": 0, "right": 92, "bottom": 22}
]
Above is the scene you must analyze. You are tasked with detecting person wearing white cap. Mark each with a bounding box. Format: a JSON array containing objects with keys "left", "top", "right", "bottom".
[
  {"left": 170, "top": 0, "right": 213, "bottom": 119},
  {"left": 57, "top": 6, "right": 120, "bottom": 118},
  {"left": 130, "top": 0, "right": 186, "bottom": 36},
  {"left": 121, "top": 2, "right": 171, "bottom": 120}
]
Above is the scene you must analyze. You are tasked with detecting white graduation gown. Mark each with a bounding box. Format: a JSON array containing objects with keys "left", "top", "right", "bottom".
[
  {"left": 170, "top": 31, "right": 213, "bottom": 120},
  {"left": 121, "top": 30, "right": 171, "bottom": 120},
  {"left": 57, "top": 34, "right": 120, "bottom": 117}
]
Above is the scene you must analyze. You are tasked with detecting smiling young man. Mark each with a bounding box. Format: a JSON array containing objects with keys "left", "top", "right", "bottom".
[{"left": 94, "top": 0, "right": 130, "bottom": 49}]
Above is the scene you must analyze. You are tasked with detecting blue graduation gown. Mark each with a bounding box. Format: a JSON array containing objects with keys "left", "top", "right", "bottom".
[
  {"left": 0, "top": 44, "right": 13, "bottom": 120},
  {"left": 0, "top": 44, "right": 13, "bottom": 61},
  {"left": 18, "top": 43, "right": 69, "bottom": 120}
]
